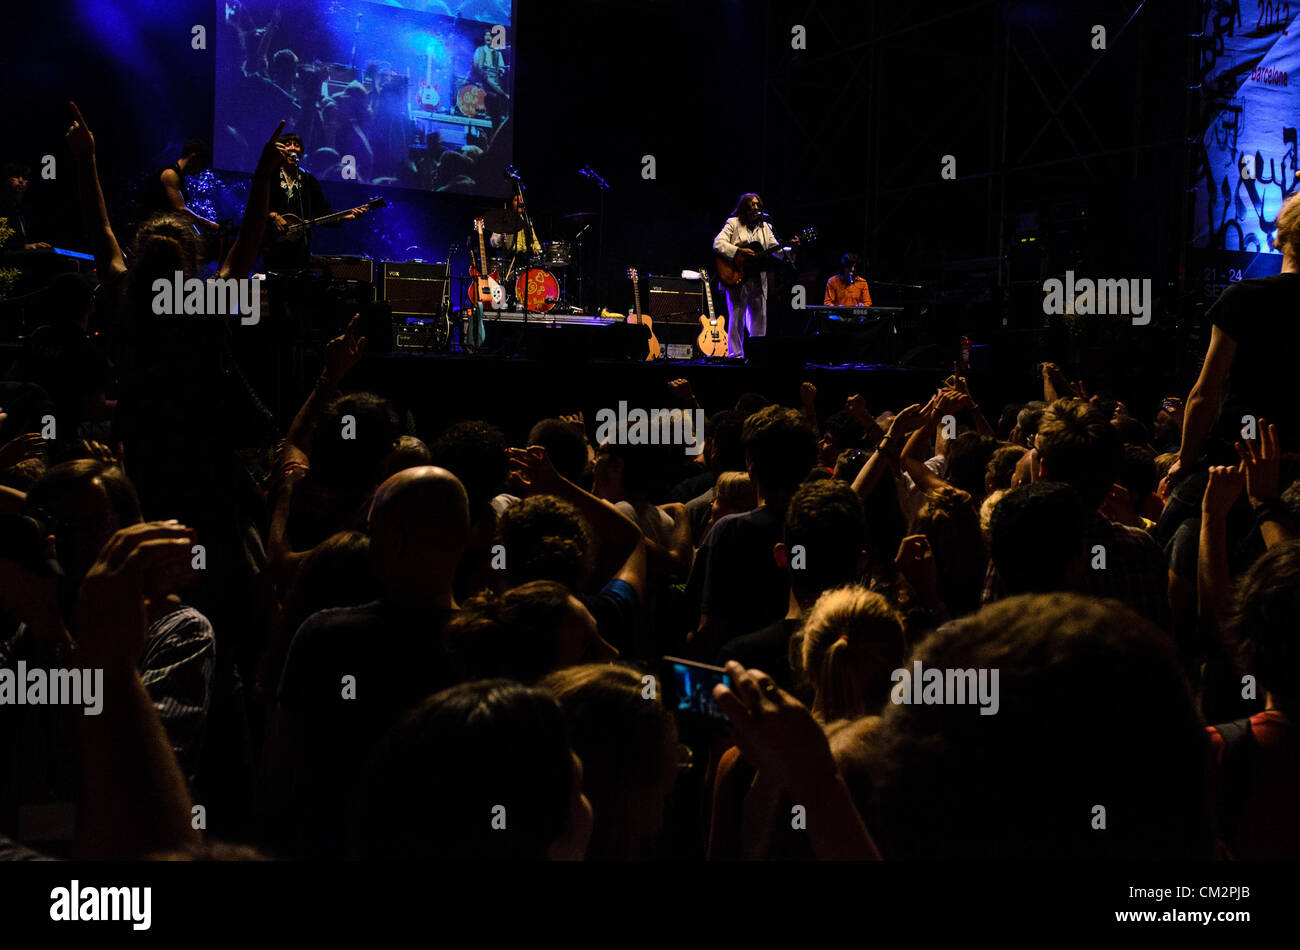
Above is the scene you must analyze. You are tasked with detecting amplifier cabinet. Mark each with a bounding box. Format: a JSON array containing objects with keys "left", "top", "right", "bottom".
[
  {"left": 379, "top": 260, "right": 450, "bottom": 318},
  {"left": 308, "top": 256, "right": 375, "bottom": 283},
  {"left": 646, "top": 275, "right": 703, "bottom": 323}
]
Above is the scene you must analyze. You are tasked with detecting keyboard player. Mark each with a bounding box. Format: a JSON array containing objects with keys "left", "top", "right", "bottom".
[{"left": 823, "top": 252, "right": 871, "bottom": 307}]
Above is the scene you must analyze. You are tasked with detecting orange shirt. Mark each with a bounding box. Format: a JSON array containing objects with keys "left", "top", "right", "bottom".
[{"left": 824, "top": 274, "right": 872, "bottom": 306}]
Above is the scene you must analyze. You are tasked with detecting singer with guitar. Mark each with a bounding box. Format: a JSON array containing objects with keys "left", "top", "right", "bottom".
[
  {"left": 264, "top": 132, "right": 374, "bottom": 268},
  {"left": 712, "top": 193, "right": 800, "bottom": 358}
]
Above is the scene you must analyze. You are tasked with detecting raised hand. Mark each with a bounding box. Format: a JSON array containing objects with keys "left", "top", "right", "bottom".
[
  {"left": 74, "top": 522, "right": 198, "bottom": 667},
  {"left": 894, "top": 534, "right": 938, "bottom": 604},
  {"left": 888, "top": 400, "right": 930, "bottom": 436},
  {"left": 253, "top": 119, "right": 290, "bottom": 177},
  {"left": 507, "top": 444, "right": 565, "bottom": 496},
  {"left": 666, "top": 378, "right": 695, "bottom": 405},
  {"left": 75, "top": 439, "right": 117, "bottom": 463},
  {"left": 1202, "top": 463, "right": 1246, "bottom": 518},
  {"left": 800, "top": 381, "right": 817, "bottom": 408},
  {"left": 65, "top": 101, "right": 95, "bottom": 160},
  {"left": 713, "top": 661, "right": 839, "bottom": 794},
  {"left": 323, "top": 313, "right": 366, "bottom": 384},
  {"left": 0, "top": 431, "right": 46, "bottom": 470},
  {"left": 845, "top": 393, "right": 869, "bottom": 421},
  {"left": 1236, "top": 420, "right": 1282, "bottom": 506}
]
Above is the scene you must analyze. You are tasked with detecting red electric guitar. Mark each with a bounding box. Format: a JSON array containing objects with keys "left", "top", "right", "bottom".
[{"left": 469, "top": 217, "right": 506, "bottom": 309}]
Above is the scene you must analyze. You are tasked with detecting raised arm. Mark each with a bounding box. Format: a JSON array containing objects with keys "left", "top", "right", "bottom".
[
  {"left": 1173, "top": 325, "right": 1236, "bottom": 481},
  {"left": 852, "top": 399, "right": 930, "bottom": 504},
  {"left": 508, "top": 445, "right": 643, "bottom": 590},
  {"left": 219, "top": 119, "right": 289, "bottom": 280},
  {"left": 1237, "top": 421, "right": 1296, "bottom": 548},
  {"left": 64, "top": 102, "right": 126, "bottom": 280},
  {"left": 1198, "top": 464, "right": 1245, "bottom": 635},
  {"left": 714, "top": 662, "right": 882, "bottom": 861},
  {"left": 74, "top": 523, "right": 203, "bottom": 859},
  {"left": 286, "top": 314, "right": 366, "bottom": 455}
]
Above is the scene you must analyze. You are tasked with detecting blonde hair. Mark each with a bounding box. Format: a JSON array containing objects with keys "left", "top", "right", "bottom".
[
  {"left": 714, "top": 471, "right": 757, "bottom": 513},
  {"left": 980, "top": 489, "right": 1007, "bottom": 540},
  {"left": 1275, "top": 190, "right": 1300, "bottom": 255},
  {"left": 793, "top": 585, "right": 905, "bottom": 722}
]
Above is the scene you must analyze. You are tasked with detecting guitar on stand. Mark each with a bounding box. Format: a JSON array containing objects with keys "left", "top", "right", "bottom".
[
  {"left": 467, "top": 217, "right": 504, "bottom": 349},
  {"left": 625, "top": 267, "right": 660, "bottom": 360},
  {"left": 715, "top": 226, "right": 818, "bottom": 287},
  {"left": 417, "top": 45, "right": 440, "bottom": 109},
  {"left": 696, "top": 265, "right": 728, "bottom": 357}
]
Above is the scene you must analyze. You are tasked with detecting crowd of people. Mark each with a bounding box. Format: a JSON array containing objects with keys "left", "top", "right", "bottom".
[
  {"left": 219, "top": 2, "right": 512, "bottom": 192},
  {"left": 1, "top": 101, "right": 1298, "bottom": 863}
]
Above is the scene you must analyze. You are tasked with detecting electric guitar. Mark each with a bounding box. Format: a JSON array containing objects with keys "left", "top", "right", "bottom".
[
  {"left": 715, "top": 225, "right": 818, "bottom": 287},
  {"left": 469, "top": 217, "right": 506, "bottom": 310},
  {"left": 626, "top": 267, "right": 660, "bottom": 361},
  {"left": 418, "top": 46, "right": 440, "bottom": 109},
  {"left": 265, "top": 196, "right": 386, "bottom": 246},
  {"left": 696, "top": 265, "right": 728, "bottom": 357}
]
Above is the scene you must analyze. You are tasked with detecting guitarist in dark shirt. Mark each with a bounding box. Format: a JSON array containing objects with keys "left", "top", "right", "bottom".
[{"left": 264, "top": 133, "right": 370, "bottom": 269}]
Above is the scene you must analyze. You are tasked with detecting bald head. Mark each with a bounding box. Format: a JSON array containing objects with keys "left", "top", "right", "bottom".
[{"left": 370, "top": 466, "right": 471, "bottom": 559}]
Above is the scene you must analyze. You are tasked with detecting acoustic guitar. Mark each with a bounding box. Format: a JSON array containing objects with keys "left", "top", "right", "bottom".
[
  {"left": 625, "top": 267, "right": 660, "bottom": 360},
  {"left": 696, "top": 265, "right": 728, "bottom": 357},
  {"left": 715, "top": 226, "right": 818, "bottom": 288},
  {"left": 265, "top": 196, "right": 386, "bottom": 247}
]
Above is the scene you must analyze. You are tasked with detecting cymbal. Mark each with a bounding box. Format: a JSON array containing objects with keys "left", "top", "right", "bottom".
[
  {"left": 482, "top": 208, "right": 524, "bottom": 234},
  {"left": 562, "top": 211, "right": 597, "bottom": 219}
]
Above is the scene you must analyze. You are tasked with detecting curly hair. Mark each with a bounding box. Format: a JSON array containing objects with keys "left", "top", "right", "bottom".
[{"left": 497, "top": 494, "right": 590, "bottom": 590}]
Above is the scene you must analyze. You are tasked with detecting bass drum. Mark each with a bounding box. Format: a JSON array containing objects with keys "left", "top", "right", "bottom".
[
  {"left": 456, "top": 82, "right": 487, "bottom": 117},
  {"left": 514, "top": 267, "right": 560, "bottom": 313}
]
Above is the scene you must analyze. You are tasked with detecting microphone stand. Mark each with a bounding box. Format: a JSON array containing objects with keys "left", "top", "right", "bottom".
[
  {"left": 511, "top": 176, "right": 533, "bottom": 347},
  {"left": 579, "top": 165, "right": 609, "bottom": 310}
]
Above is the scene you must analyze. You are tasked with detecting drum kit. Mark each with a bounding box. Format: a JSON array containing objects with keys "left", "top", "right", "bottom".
[{"left": 479, "top": 207, "right": 593, "bottom": 313}]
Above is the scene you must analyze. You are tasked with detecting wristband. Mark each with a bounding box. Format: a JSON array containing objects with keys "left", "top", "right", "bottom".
[{"left": 1253, "top": 498, "right": 1289, "bottom": 527}]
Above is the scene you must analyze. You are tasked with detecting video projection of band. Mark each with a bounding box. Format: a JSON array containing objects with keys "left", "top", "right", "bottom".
[{"left": 215, "top": 0, "right": 515, "bottom": 197}]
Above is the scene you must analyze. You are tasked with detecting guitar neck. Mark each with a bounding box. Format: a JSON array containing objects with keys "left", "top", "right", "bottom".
[
  {"left": 307, "top": 208, "right": 352, "bottom": 228},
  {"left": 477, "top": 227, "right": 489, "bottom": 274},
  {"left": 631, "top": 276, "right": 643, "bottom": 318}
]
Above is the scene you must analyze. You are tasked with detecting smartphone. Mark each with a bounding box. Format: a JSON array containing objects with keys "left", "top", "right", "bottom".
[{"left": 663, "top": 656, "right": 732, "bottom": 723}]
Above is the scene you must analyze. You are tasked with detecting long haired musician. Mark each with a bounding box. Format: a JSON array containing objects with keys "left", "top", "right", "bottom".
[{"left": 711, "top": 192, "right": 797, "bottom": 358}]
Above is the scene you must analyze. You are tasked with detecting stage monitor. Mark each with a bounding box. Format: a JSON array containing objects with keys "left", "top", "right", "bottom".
[{"left": 215, "top": 0, "right": 516, "bottom": 197}]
